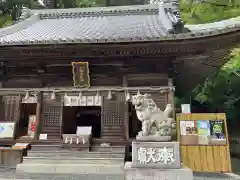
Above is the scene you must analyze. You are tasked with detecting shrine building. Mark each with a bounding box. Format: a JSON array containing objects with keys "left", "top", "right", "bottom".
[{"left": 0, "top": 2, "right": 239, "bottom": 147}]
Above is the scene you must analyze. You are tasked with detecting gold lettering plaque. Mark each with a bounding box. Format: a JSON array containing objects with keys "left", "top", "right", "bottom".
[{"left": 72, "top": 62, "right": 90, "bottom": 87}]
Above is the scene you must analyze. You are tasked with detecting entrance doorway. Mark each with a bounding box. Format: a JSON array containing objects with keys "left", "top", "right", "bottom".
[
  {"left": 62, "top": 106, "right": 101, "bottom": 138},
  {"left": 19, "top": 103, "right": 37, "bottom": 138},
  {"left": 128, "top": 103, "right": 141, "bottom": 138}
]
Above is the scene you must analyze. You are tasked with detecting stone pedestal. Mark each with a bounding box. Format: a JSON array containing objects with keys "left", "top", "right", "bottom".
[
  {"left": 124, "top": 162, "right": 193, "bottom": 180},
  {"left": 124, "top": 141, "right": 193, "bottom": 180},
  {"left": 132, "top": 141, "right": 181, "bottom": 168}
]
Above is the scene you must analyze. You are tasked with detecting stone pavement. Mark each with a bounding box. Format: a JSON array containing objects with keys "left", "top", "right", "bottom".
[{"left": 0, "top": 168, "right": 240, "bottom": 180}]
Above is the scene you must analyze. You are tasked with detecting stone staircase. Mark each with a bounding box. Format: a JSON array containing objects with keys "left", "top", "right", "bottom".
[
  {"left": 101, "top": 124, "right": 123, "bottom": 140},
  {"left": 16, "top": 145, "right": 126, "bottom": 175},
  {"left": 40, "top": 125, "right": 61, "bottom": 140}
]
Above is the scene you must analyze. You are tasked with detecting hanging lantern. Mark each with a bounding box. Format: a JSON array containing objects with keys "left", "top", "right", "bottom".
[
  {"left": 76, "top": 138, "right": 80, "bottom": 144},
  {"left": 50, "top": 91, "right": 56, "bottom": 100},
  {"left": 107, "top": 90, "right": 112, "bottom": 100},
  {"left": 125, "top": 90, "right": 131, "bottom": 102},
  {"left": 82, "top": 138, "right": 86, "bottom": 145}
]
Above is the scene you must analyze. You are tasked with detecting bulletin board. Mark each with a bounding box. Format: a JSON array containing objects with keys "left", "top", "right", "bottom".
[{"left": 176, "top": 113, "right": 232, "bottom": 172}]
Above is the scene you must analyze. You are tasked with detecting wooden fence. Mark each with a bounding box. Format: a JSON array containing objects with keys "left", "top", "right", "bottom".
[{"left": 176, "top": 113, "right": 232, "bottom": 172}]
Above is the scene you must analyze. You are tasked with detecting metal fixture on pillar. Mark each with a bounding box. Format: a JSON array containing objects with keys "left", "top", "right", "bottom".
[
  {"left": 78, "top": 91, "right": 82, "bottom": 99},
  {"left": 24, "top": 91, "right": 29, "bottom": 99},
  {"left": 50, "top": 91, "right": 56, "bottom": 100},
  {"left": 137, "top": 90, "right": 141, "bottom": 95},
  {"left": 125, "top": 90, "right": 131, "bottom": 102},
  {"left": 107, "top": 90, "right": 112, "bottom": 100}
]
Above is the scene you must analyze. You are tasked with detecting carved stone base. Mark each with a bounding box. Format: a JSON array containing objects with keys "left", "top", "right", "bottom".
[
  {"left": 124, "top": 162, "right": 193, "bottom": 180},
  {"left": 136, "top": 135, "right": 171, "bottom": 141},
  {"left": 132, "top": 141, "right": 181, "bottom": 169}
]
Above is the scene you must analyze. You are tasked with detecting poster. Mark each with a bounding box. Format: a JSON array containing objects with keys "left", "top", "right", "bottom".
[
  {"left": 27, "top": 115, "right": 36, "bottom": 138},
  {"left": 210, "top": 120, "right": 226, "bottom": 140},
  {"left": 197, "top": 120, "right": 210, "bottom": 136},
  {"left": 180, "top": 121, "right": 186, "bottom": 135},
  {"left": 185, "top": 121, "right": 197, "bottom": 135},
  {"left": 180, "top": 120, "right": 198, "bottom": 145},
  {"left": 0, "top": 122, "right": 15, "bottom": 138}
]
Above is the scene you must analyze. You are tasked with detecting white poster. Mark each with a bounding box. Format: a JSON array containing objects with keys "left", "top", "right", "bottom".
[
  {"left": 0, "top": 122, "right": 15, "bottom": 138},
  {"left": 64, "top": 96, "right": 71, "bottom": 106},
  {"left": 79, "top": 96, "right": 87, "bottom": 106},
  {"left": 22, "top": 96, "right": 37, "bottom": 104},
  {"left": 180, "top": 121, "right": 186, "bottom": 135},
  {"left": 70, "top": 97, "right": 79, "bottom": 106},
  {"left": 94, "top": 96, "right": 102, "bottom": 106},
  {"left": 87, "top": 96, "right": 94, "bottom": 106}
]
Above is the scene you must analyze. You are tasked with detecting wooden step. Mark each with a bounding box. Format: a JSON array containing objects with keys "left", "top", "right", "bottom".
[
  {"left": 102, "top": 131, "right": 122, "bottom": 136},
  {"left": 91, "top": 145, "right": 125, "bottom": 153},
  {"left": 27, "top": 151, "right": 125, "bottom": 158}
]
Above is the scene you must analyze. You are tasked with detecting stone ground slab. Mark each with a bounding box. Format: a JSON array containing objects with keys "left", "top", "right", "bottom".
[{"left": 1, "top": 168, "right": 240, "bottom": 180}]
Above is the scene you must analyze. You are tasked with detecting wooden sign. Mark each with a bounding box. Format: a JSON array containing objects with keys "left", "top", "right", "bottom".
[
  {"left": 72, "top": 62, "right": 90, "bottom": 87},
  {"left": 39, "top": 133, "right": 47, "bottom": 140}
]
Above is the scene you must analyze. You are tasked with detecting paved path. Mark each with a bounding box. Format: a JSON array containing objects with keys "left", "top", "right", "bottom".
[
  {"left": 1, "top": 157, "right": 240, "bottom": 180},
  {"left": 0, "top": 168, "right": 240, "bottom": 180}
]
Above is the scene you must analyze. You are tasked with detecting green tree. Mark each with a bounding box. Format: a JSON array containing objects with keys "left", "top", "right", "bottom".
[{"left": 180, "top": 0, "right": 240, "bottom": 24}]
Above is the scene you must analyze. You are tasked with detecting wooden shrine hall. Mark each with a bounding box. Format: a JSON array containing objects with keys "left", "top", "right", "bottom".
[{"left": 0, "top": 2, "right": 239, "bottom": 147}]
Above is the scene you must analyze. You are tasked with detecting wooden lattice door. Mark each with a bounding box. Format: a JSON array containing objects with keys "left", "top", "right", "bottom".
[
  {"left": 40, "top": 94, "right": 62, "bottom": 140},
  {"left": 101, "top": 93, "right": 125, "bottom": 139},
  {"left": 3, "top": 96, "right": 21, "bottom": 122}
]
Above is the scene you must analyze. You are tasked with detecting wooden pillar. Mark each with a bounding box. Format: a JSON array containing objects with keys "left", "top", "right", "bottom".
[
  {"left": 168, "top": 78, "right": 175, "bottom": 104},
  {"left": 34, "top": 93, "right": 42, "bottom": 140},
  {"left": 122, "top": 75, "right": 129, "bottom": 140}
]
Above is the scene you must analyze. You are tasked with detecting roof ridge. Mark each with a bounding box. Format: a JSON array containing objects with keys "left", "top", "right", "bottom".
[{"left": 31, "top": 4, "right": 160, "bottom": 16}]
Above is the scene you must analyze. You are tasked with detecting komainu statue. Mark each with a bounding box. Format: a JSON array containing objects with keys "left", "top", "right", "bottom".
[{"left": 131, "top": 92, "right": 175, "bottom": 141}]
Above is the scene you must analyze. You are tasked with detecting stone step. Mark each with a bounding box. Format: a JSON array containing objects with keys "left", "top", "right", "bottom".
[
  {"left": 102, "top": 129, "right": 122, "bottom": 133},
  {"left": 103, "top": 127, "right": 122, "bottom": 131},
  {"left": 100, "top": 136, "right": 122, "bottom": 140},
  {"left": 91, "top": 146, "right": 125, "bottom": 153},
  {"left": 101, "top": 132, "right": 122, "bottom": 136},
  {"left": 23, "top": 157, "right": 124, "bottom": 164},
  {"left": 27, "top": 151, "right": 125, "bottom": 158},
  {"left": 30, "top": 144, "right": 61, "bottom": 151},
  {"left": 16, "top": 163, "right": 124, "bottom": 175}
]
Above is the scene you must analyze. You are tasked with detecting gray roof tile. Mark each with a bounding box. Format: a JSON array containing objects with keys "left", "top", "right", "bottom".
[{"left": 0, "top": 4, "right": 239, "bottom": 46}]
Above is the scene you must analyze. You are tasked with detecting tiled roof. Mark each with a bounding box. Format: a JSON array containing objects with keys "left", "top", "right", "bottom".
[{"left": 0, "top": 3, "right": 239, "bottom": 46}]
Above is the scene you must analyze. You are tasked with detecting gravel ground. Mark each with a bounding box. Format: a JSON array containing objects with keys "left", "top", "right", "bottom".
[{"left": 0, "top": 168, "right": 240, "bottom": 180}]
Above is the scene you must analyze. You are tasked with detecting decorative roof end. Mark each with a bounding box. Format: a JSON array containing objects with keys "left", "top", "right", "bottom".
[
  {"left": 163, "top": 0, "right": 185, "bottom": 33},
  {"left": 18, "top": 6, "right": 32, "bottom": 22}
]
